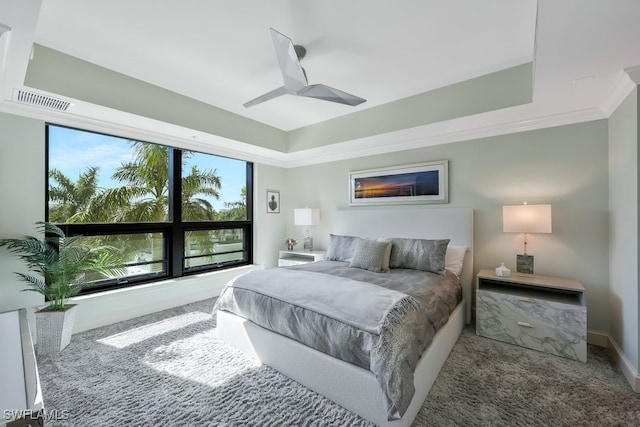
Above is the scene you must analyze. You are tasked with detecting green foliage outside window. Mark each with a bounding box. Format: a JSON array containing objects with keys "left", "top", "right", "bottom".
[{"left": 47, "top": 131, "right": 251, "bottom": 291}]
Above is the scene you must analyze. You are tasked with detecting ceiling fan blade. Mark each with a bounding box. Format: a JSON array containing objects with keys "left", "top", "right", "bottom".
[
  {"left": 243, "top": 86, "right": 289, "bottom": 108},
  {"left": 245, "top": 29, "right": 365, "bottom": 108},
  {"left": 297, "top": 84, "right": 366, "bottom": 106},
  {"left": 270, "top": 28, "right": 307, "bottom": 92}
]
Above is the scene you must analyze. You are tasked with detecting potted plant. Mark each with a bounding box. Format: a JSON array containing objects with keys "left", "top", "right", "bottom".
[{"left": 0, "top": 222, "right": 123, "bottom": 354}]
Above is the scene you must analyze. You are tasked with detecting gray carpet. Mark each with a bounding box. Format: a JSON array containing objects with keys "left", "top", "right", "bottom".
[{"left": 37, "top": 298, "right": 640, "bottom": 426}]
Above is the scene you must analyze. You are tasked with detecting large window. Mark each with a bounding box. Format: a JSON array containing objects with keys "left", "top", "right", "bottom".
[{"left": 46, "top": 124, "right": 253, "bottom": 294}]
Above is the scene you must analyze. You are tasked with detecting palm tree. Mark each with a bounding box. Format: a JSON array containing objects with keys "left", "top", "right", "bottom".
[
  {"left": 48, "top": 141, "right": 224, "bottom": 272},
  {"left": 218, "top": 186, "right": 247, "bottom": 220},
  {"left": 181, "top": 163, "right": 223, "bottom": 263},
  {"left": 48, "top": 166, "right": 107, "bottom": 223},
  {"left": 96, "top": 142, "right": 222, "bottom": 268},
  {"left": 182, "top": 164, "right": 222, "bottom": 221},
  {"left": 99, "top": 142, "right": 171, "bottom": 222},
  {"left": 97, "top": 142, "right": 222, "bottom": 222}
]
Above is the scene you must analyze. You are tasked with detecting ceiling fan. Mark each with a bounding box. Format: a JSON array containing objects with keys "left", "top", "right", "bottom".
[{"left": 244, "top": 28, "right": 366, "bottom": 108}]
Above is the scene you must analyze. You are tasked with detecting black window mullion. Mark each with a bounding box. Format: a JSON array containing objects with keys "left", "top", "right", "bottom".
[
  {"left": 169, "top": 148, "right": 184, "bottom": 277},
  {"left": 245, "top": 163, "right": 254, "bottom": 264}
]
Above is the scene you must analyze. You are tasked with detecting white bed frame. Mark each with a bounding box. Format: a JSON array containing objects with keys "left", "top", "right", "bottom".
[{"left": 217, "top": 207, "right": 474, "bottom": 427}]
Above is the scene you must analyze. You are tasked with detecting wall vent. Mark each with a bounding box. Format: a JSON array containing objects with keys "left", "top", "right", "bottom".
[{"left": 13, "top": 88, "right": 72, "bottom": 111}]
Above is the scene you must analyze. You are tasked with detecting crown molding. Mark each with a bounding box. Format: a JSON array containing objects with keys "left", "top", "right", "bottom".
[
  {"left": 625, "top": 65, "right": 640, "bottom": 85},
  {"left": 600, "top": 70, "right": 637, "bottom": 117},
  {"left": 0, "top": 92, "right": 607, "bottom": 170},
  {"left": 0, "top": 99, "right": 289, "bottom": 168},
  {"left": 284, "top": 107, "right": 605, "bottom": 168}
]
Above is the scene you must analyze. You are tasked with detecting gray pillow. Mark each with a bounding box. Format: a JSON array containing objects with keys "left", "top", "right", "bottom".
[
  {"left": 389, "top": 238, "right": 450, "bottom": 274},
  {"left": 326, "top": 234, "right": 359, "bottom": 262},
  {"left": 349, "top": 238, "right": 392, "bottom": 273},
  {"left": 377, "top": 238, "right": 393, "bottom": 271}
]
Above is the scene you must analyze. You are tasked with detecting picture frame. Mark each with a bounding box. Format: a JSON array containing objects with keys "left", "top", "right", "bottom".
[
  {"left": 349, "top": 160, "right": 449, "bottom": 206},
  {"left": 266, "top": 190, "right": 280, "bottom": 213}
]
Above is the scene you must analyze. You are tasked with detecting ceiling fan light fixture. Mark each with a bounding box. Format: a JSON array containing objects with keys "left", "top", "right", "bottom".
[
  {"left": 244, "top": 28, "right": 365, "bottom": 108},
  {"left": 293, "top": 44, "right": 306, "bottom": 60}
]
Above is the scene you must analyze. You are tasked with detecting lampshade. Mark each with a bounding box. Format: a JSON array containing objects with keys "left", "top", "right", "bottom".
[
  {"left": 503, "top": 204, "right": 552, "bottom": 233},
  {"left": 294, "top": 208, "right": 320, "bottom": 226}
]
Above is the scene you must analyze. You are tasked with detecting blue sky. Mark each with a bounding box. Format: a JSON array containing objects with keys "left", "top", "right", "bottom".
[{"left": 48, "top": 126, "right": 246, "bottom": 210}]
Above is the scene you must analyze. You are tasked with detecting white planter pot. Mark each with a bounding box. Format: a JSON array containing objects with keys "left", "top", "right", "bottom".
[{"left": 35, "top": 304, "right": 78, "bottom": 355}]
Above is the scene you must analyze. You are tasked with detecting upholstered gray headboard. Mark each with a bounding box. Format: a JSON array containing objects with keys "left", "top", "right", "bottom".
[{"left": 332, "top": 207, "right": 474, "bottom": 323}]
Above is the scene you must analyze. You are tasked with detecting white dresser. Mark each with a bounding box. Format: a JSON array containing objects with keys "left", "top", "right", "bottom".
[
  {"left": 277, "top": 250, "right": 326, "bottom": 266},
  {"left": 475, "top": 269, "right": 587, "bottom": 362}
]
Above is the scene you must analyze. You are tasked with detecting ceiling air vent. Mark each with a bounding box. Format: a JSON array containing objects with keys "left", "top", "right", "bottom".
[{"left": 13, "top": 88, "right": 72, "bottom": 112}]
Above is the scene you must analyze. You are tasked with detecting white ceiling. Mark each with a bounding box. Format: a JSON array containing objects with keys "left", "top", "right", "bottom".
[{"left": 1, "top": 0, "right": 640, "bottom": 165}]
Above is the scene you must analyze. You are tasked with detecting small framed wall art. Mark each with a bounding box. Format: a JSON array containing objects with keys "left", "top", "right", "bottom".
[
  {"left": 349, "top": 160, "right": 449, "bottom": 206},
  {"left": 266, "top": 190, "right": 280, "bottom": 213}
]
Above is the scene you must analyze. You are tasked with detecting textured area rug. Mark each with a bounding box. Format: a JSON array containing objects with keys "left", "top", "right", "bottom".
[
  {"left": 417, "top": 328, "right": 640, "bottom": 426},
  {"left": 37, "top": 298, "right": 640, "bottom": 426}
]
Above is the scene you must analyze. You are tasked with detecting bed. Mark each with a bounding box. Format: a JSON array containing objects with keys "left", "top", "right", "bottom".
[{"left": 214, "top": 207, "right": 473, "bottom": 426}]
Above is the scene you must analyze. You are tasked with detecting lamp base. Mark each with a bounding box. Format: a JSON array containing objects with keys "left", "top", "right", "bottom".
[
  {"left": 516, "top": 254, "right": 534, "bottom": 274},
  {"left": 303, "top": 237, "right": 313, "bottom": 251}
]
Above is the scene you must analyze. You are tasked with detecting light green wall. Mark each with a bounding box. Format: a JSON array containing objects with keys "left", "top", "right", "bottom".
[
  {"left": 608, "top": 86, "right": 639, "bottom": 371},
  {"left": 25, "top": 45, "right": 287, "bottom": 152},
  {"left": 284, "top": 120, "right": 610, "bottom": 332},
  {"left": 0, "top": 113, "right": 45, "bottom": 330},
  {"left": 253, "top": 163, "right": 288, "bottom": 267},
  {"left": 287, "top": 63, "right": 534, "bottom": 151}
]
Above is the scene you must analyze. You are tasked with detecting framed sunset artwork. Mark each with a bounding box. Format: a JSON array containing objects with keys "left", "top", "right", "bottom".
[{"left": 349, "top": 161, "right": 448, "bottom": 206}]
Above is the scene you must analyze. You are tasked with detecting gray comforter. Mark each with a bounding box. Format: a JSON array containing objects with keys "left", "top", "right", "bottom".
[{"left": 213, "top": 261, "right": 461, "bottom": 421}]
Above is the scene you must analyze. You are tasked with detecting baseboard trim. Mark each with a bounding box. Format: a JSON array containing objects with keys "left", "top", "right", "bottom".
[
  {"left": 608, "top": 335, "right": 640, "bottom": 393},
  {"left": 587, "top": 330, "right": 610, "bottom": 348},
  {"left": 588, "top": 329, "right": 639, "bottom": 392}
]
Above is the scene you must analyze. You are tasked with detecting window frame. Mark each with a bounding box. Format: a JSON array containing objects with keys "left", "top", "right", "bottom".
[{"left": 45, "top": 124, "right": 253, "bottom": 295}]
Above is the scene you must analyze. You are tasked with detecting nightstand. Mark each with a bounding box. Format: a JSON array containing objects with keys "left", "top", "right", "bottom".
[
  {"left": 475, "top": 269, "right": 587, "bottom": 362},
  {"left": 278, "top": 250, "right": 326, "bottom": 266}
]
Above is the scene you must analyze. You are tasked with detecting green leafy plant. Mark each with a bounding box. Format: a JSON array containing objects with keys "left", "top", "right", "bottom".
[{"left": 0, "top": 222, "right": 124, "bottom": 311}]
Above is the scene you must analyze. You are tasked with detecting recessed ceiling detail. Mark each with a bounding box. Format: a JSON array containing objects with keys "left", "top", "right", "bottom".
[
  {"left": 24, "top": 45, "right": 533, "bottom": 153},
  {"left": 32, "top": 0, "right": 538, "bottom": 131}
]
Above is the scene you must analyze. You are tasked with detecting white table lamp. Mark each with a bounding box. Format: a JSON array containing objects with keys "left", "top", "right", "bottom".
[
  {"left": 294, "top": 208, "right": 320, "bottom": 251},
  {"left": 503, "top": 203, "right": 552, "bottom": 274}
]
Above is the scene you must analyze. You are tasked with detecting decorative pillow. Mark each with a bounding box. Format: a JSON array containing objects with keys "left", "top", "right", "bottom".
[
  {"left": 445, "top": 245, "right": 467, "bottom": 277},
  {"left": 389, "top": 238, "right": 450, "bottom": 274},
  {"left": 326, "top": 234, "right": 359, "bottom": 262},
  {"left": 377, "top": 238, "right": 393, "bottom": 271},
  {"left": 349, "top": 238, "right": 392, "bottom": 273}
]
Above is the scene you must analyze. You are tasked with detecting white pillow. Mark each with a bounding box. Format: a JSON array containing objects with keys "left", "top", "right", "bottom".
[{"left": 445, "top": 245, "right": 467, "bottom": 276}]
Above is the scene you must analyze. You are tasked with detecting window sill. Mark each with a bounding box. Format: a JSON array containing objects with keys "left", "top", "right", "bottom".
[
  {"left": 71, "top": 264, "right": 259, "bottom": 302},
  {"left": 68, "top": 264, "right": 262, "bottom": 333}
]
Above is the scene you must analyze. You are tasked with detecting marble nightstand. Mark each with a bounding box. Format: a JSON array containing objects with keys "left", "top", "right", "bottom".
[{"left": 475, "top": 269, "right": 587, "bottom": 362}]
